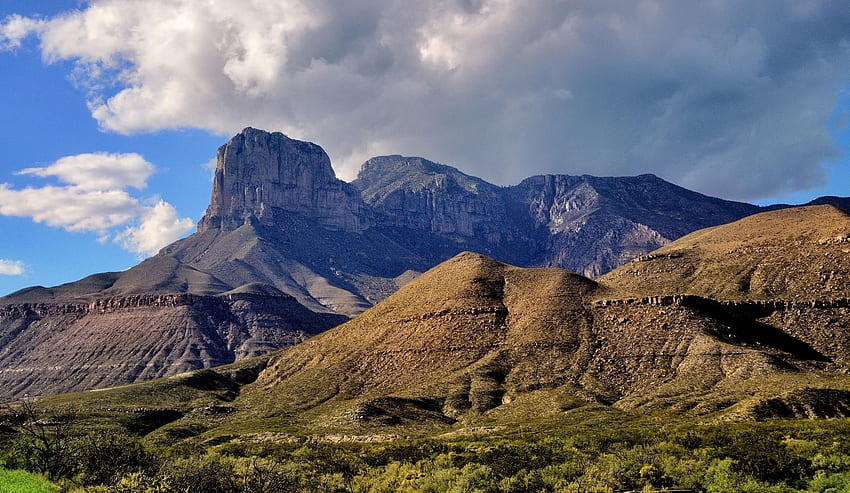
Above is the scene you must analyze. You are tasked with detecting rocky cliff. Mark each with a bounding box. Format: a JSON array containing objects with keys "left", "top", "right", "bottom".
[
  {"left": 355, "top": 156, "right": 761, "bottom": 276},
  {"left": 198, "top": 128, "right": 367, "bottom": 233}
]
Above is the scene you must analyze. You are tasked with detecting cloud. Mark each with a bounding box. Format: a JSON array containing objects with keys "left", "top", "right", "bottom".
[
  {"left": 0, "top": 14, "right": 45, "bottom": 49},
  {"left": 0, "top": 154, "right": 193, "bottom": 256},
  {"left": 3, "top": 0, "right": 850, "bottom": 200},
  {"left": 0, "top": 259, "right": 25, "bottom": 276},
  {"left": 0, "top": 184, "right": 140, "bottom": 231},
  {"left": 18, "top": 152, "right": 155, "bottom": 190},
  {"left": 116, "top": 200, "right": 194, "bottom": 256}
]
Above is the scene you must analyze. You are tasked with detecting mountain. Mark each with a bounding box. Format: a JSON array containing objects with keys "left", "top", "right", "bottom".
[
  {"left": 0, "top": 128, "right": 833, "bottom": 399},
  {"left": 221, "top": 230, "right": 848, "bottom": 433},
  {"left": 49, "top": 206, "right": 850, "bottom": 442},
  {"left": 353, "top": 156, "right": 761, "bottom": 277}
]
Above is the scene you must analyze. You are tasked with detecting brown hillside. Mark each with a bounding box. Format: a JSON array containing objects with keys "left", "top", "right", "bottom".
[
  {"left": 225, "top": 252, "right": 828, "bottom": 432},
  {"left": 598, "top": 205, "right": 850, "bottom": 301},
  {"left": 242, "top": 253, "right": 600, "bottom": 420}
]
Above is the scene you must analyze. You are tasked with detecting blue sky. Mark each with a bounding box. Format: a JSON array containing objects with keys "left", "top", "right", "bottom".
[
  {"left": 0, "top": 1, "right": 222, "bottom": 295},
  {"left": 0, "top": 0, "right": 849, "bottom": 296}
]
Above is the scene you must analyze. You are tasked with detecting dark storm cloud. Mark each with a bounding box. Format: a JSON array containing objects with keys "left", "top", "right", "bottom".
[{"left": 3, "top": 0, "right": 849, "bottom": 200}]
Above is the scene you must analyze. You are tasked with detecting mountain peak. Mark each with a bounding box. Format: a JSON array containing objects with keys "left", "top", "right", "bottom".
[{"left": 198, "top": 128, "right": 367, "bottom": 233}]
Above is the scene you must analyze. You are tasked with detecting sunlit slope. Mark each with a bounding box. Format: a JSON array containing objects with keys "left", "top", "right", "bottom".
[{"left": 598, "top": 205, "right": 850, "bottom": 300}]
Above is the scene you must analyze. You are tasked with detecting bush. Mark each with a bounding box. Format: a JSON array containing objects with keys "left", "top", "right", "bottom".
[{"left": 75, "top": 432, "right": 158, "bottom": 486}]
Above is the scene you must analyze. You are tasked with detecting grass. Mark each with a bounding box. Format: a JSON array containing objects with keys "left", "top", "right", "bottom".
[{"left": 0, "top": 469, "right": 57, "bottom": 493}]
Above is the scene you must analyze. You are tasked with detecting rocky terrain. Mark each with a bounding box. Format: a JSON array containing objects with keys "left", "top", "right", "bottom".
[
  {"left": 0, "top": 290, "right": 345, "bottom": 397},
  {"left": 226, "top": 222, "right": 850, "bottom": 434},
  {"left": 354, "top": 155, "right": 762, "bottom": 277},
  {"left": 598, "top": 205, "right": 850, "bottom": 301},
  {"left": 0, "top": 127, "right": 844, "bottom": 400},
  {"left": 54, "top": 205, "right": 850, "bottom": 441}
]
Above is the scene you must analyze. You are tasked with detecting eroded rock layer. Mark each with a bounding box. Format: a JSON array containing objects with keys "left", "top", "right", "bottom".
[{"left": 0, "top": 293, "right": 345, "bottom": 398}]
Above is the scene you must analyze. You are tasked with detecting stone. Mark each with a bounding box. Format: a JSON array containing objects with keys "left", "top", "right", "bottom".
[{"left": 199, "top": 127, "right": 367, "bottom": 233}]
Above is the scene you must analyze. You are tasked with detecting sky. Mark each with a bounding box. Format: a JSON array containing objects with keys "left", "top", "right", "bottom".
[{"left": 0, "top": 0, "right": 849, "bottom": 296}]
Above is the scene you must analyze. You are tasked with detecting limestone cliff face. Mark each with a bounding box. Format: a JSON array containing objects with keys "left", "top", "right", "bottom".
[
  {"left": 199, "top": 128, "right": 367, "bottom": 233},
  {"left": 354, "top": 156, "right": 507, "bottom": 238},
  {"left": 357, "top": 164, "right": 761, "bottom": 277},
  {"left": 352, "top": 155, "right": 541, "bottom": 266}
]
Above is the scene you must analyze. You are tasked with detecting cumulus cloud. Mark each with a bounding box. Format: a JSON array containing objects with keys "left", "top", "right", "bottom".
[
  {"left": 0, "top": 153, "right": 193, "bottom": 256},
  {"left": 18, "top": 152, "right": 155, "bottom": 190},
  {"left": 0, "top": 184, "right": 140, "bottom": 231},
  {"left": 3, "top": 0, "right": 850, "bottom": 200},
  {"left": 0, "top": 259, "right": 25, "bottom": 276},
  {"left": 116, "top": 200, "right": 194, "bottom": 256}
]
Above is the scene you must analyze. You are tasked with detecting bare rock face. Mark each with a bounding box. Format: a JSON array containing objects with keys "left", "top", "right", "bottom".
[
  {"left": 508, "top": 174, "right": 761, "bottom": 276},
  {"left": 356, "top": 160, "right": 761, "bottom": 277},
  {"left": 0, "top": 292, "right": 345, "bottom": 398},
  {"left": 352, "top": 155, "right": 538, "bottom": 266},
  {"left": 354, "top": 156, "right": 507, "bottom": 237},
  {"left": 199, "top": 128, "right": 367, "bottom": 233}
]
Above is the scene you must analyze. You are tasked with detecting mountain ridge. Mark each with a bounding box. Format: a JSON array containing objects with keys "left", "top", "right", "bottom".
[
  {"left": 2, "top": 127, "right": 848, "bottom": 400},
  {"left": 60, "top": 204, "right": 850, "bottom": 442}
]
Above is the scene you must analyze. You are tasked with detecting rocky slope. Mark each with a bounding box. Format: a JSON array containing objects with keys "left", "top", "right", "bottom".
[
  {"left": 0, "top": 291, "right": 345, "bottom": 398},
  {"left": 0, "top": 127, "right": 840, "bottom": 400},
  {"left": 225, "top": 251, "right": 825, "bottom": 432},
  {"left": 353, "top": 156, "right": 762, "bottom": 277},
  {"left": 144, "top": 203, "right": 850, "bottom": 437},
  {"left": 597, "top": 205, "right": 850, "bottom": 300}
]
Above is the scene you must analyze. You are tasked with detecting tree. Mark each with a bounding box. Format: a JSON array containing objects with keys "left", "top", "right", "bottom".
[{"left": 2, "top": 397, "right": 78, "bottom": 480}]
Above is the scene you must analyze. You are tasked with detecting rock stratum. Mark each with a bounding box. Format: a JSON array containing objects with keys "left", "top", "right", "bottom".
[{"left": 1, "top": 127, "right": 846, "bottom": 399}]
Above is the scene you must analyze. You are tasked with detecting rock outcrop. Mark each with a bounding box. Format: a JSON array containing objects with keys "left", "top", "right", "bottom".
[
  {"left": 354, "top": 156, "right": 763, "bottom": 277},
  {"left": 198, "top": 128, "right": 367, "bottom": 233}
]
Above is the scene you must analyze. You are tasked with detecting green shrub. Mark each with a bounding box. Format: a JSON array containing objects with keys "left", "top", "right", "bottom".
[{"left": 75, "top": 432, "right": 158, "bottom": 486}]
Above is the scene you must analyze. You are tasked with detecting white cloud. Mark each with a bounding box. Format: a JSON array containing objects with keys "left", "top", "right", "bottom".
[
  {"left": 0, "top": 153, "right": 193, "bottom": 257},
  {"left": 0, "top": 184, "right": 139, "bottom": 231},
  {"left": 0, "top": 14, "right": 45, "bottom": 49},
  {"left": 18, "top": 152, "right": 155, "bottom": 190},
  {"left": 116, "top": 200, "right": 194, "bottom": 256},
  {"left": 3, "top": 0, "right": 850, "bottom": 200},
  {"left": 0, "top": 259, "right": 25, "bottom": 276}
]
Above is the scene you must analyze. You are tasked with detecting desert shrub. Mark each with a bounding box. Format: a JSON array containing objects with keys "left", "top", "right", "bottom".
[
  {"left": 716, "top": 429, "right": 811, "bottom": 487},
  {"left": 498, "top": 469, "right": 550, "bottom": 493},
  {"left": 238, "top": 456, "right": 319, "bottom": 493},
  {"left": 75, "top": 432, "right": 158, "bottom": 486},
  {"left": 160, "top": 453, "right": 239, "bottom": 493},
  {"left": 1, "top": 402, "right": 78, "bottom": 480},
  {"left": 808, "top": 470, "right": 850, "bottom": 492},
  {"left": 699, "top": 457, "right": 799, "bottom": 493},
  {"left": 104, "top": 471, "right": 172, "bottom": 493},
  {"left": 294, "top": 443, "right": 366, "bottom": 489}
]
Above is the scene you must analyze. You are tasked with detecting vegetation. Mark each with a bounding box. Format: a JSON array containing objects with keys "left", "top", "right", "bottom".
[
  {"left": 6, "top": 397, "right": 850, "bottom": 492},
  {"left": 0, "top": 468, "right": 58, "bottom": 493}
]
